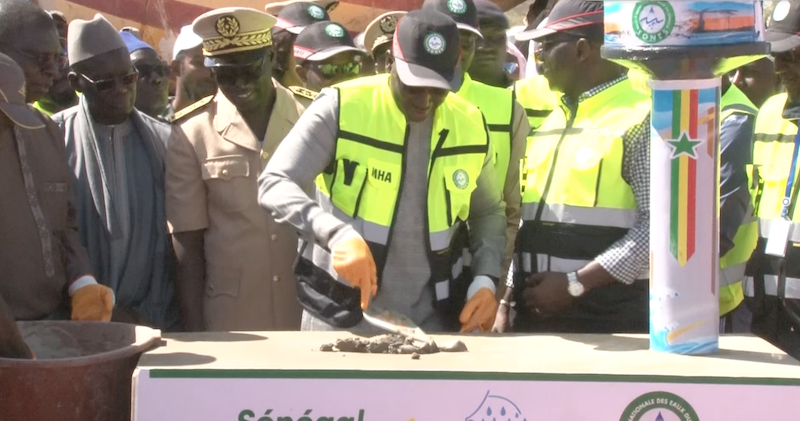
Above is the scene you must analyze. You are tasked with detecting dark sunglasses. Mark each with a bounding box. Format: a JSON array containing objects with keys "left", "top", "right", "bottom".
[
  {"left": 134, "top": 63, "right": 170, "bottom": 79},
  {"left": 212, "top": 57, "right": 265, "bottom": 85},
  {"left": 314, "top": 62, "right": 361, "bottom": 79},
  {"left": 14, "top": 48, "right": 67, "bottom": 69},
  {"left": 80, "top": 70, "right": 139, "bottom": 91}
]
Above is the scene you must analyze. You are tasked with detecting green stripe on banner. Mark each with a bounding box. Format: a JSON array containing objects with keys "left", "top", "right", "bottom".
[{"left": 669, "top": 90, "right": 682, "bottom": 259}]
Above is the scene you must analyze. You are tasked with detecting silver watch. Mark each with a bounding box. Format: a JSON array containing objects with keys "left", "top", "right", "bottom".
[{"left": 567, "top": 271, "right": 585, "bottom": 297}]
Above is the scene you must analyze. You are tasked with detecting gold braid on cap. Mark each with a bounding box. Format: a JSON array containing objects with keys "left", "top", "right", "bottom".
[{"left": 203, "top": 15, "right": 273, "bottom": 56}]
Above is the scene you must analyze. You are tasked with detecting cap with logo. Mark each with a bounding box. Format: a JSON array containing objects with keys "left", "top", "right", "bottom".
[
  {"left": 0, "top": 54, "right": 45, "bottom": 129},
  {"left": 172, "top": 25, "right": 204, "bottom": 60},
  {"left": 193, "top": 7, "right": 277, "bottom": 67},
  {"left": 421, "top": 0, "right": 482, "bottom": 38},
  {"left": 274, "top": 1, "right": 330, "bottom": 35},
  {"left": 294, "top": 21, "right": 364, "bottom": 62},
  {"left": 393, "top": 10, "right": 463, "bottom": 91},
  {"left": 265, "top": 0, "right": 338, "bottom": 16},
  {"left": 68, "top": 14, "right": 127, "bottom": 66},
  {"left": 363, "top": 11, "right": 406, "bottom": 57},
  {"left": 767, "top": 0, "right": 800, "bottom": 53},
  {"left": 515, "top": 0, "right": 603, "bottom": 42}
]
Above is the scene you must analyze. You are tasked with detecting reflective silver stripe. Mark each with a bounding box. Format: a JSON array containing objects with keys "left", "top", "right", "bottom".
[
  {"left": 744, "top": 275, "right": 800, "bottom": 300},
  {"left": 759, "top": 218, "right": 800, "bottom": 243},
  {"left": 522, "top": 252, "right": 532, "bottom": 272},
  {"left": 549, "top": 256, "right": 592, "bottom": 273},
  {"left": 318, "top": 195, "right": 391, "bottom": 245},
  {"left": 430, "top": 223, "right": 461, "bottom": 251},
  {"left": 301, "top": 242, "right": 348, "bottom": 286},
  {"left": 521, "top": 203, "right": 637, "bottom": 229},
  {"left": 719, "top": 263, "right": 746, "bottom": 288}
]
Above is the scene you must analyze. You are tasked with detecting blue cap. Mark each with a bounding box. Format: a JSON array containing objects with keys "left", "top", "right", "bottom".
[{"left": 119, "top": 30, "right": 155, "bottom": 54}]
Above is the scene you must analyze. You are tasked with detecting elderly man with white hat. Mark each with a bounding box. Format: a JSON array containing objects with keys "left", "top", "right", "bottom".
[
  {"left": 168, "top": 25, "right": 217, "bottom": 120},
  {"left": 0, "top": 53, "right": 114, "bottom": 338},
  {"left": 52, "top": 14, "right": 178, "bottom": 330},
  {"left": 167, "top": 7, "right": 305, "bottom": 332}
]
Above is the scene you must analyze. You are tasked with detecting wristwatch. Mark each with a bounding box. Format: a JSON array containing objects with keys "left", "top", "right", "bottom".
[{"left": 567, "top": 272, "right": 585, "bottom": 297}]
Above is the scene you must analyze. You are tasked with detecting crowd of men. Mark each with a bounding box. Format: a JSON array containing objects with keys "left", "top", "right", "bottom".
[{"left": 0, "top": 0, "right": 799, "bottom": 362}]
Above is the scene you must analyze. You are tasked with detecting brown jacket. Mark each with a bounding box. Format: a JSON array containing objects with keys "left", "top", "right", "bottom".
[
  {"left": 0, "top": 112, "right": 93, "bottom": 320},
  {"left": 167, "top": 83, "right": 304, "bottom": 331}
]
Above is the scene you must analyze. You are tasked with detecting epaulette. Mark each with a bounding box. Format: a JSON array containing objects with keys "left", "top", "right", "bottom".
[
  {"left": 171, "top": 95, "right": 214, "bottom": 123},
  {"left": 289, "top": 86, "right": 318, "bottom": 101}
]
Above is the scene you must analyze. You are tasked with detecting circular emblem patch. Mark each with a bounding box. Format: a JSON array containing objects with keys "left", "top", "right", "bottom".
[
  {"left": 424, "top": 32, "right": 446, "bottom": 55},
  {"left": 619, "top": 392, "right": 699, "bottom": 421},
  {"left": 379, "top": 15, "right": 398, "bottom": 34},
  {"left": 325, "top": 23, "right": 345, "bottom": 38},
  {"left": 447, "top": 0, "right": 468, "bottom": 15},
  {"left": 308, "top": 4, "right": 325, "bottom": 20},
  {"left": 774, "top": 1, "right": 791, "bottom": 22},
  {"left": 453, "top": 169, "right": 469, "bottom": 190},
  {"left": 631, "top": 1, "right": 675, "bottom": 44},
  {"left": 215, "top": 16, "right": 241, "bottom": 38}
]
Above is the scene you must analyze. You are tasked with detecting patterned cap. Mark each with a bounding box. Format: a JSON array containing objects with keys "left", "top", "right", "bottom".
[{"left": 193, "top": 7, "right": 277, "bottom": 57}]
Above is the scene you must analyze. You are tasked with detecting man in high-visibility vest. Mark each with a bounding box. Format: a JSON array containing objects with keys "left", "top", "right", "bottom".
[
  {"left": 259, "top": 10, "right": 506, "bottom": 333},
  {"left": 421, "top": 0, "right": 530, "bottom": 279},
  {"left": 744, "top": 1, "right": 800, "bottom": 360},
  {"left": 718, "top": 76, "right": 759, "bottom": 333},
  {"left": 494, "top": 0, "right": 652, "bottom": 333}
]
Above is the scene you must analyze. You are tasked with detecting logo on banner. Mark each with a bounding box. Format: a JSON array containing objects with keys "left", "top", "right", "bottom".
[
  {"left": 619, "top": 391, "right": 700, "bottom": 421},
  {"left": 632, "top": 1, "right": 675, "bottom": 44},
  {"left": 465, "top": 391, "right": 527, "bottom": 421}
]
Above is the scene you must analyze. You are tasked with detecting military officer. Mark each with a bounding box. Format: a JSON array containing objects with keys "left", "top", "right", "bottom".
[
  {"left": 167, "top": 7, "right": 304, "bottom": 331},
  {"left": 362, "top": 11, "right": 406, "bottom": 74}
]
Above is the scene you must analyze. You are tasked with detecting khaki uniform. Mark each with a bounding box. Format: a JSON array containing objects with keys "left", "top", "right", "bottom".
[{"left": 167, "top": 82, "right": 304, "bottom": 331}]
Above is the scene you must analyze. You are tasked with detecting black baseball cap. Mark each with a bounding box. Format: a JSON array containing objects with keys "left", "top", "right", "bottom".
[
  {"left": 275, "top": 1, "right": 330, "bottom": 34},
  {"left": 0, "top": 54, "right": 45, "bottom": 129},
  {"left": 421, "top": 0, "right": 482, "bottom": 38},
  {"left": 294, "top": 21, "right": 364, "bottom": 61},
  {"left": 515, "top": 0, "right": 603, "bottom": 42},
  {"left": 392, "top": 10, "right": 463, "bottom": 91},
  {"left": 766, "top": 0, "right": 800, "bottom": 53}
]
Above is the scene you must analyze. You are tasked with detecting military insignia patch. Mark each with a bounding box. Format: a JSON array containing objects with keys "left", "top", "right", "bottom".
[
  {"left": 215, "top": 16, "right": 240, "bottom": 38},
  {"left": 379, "top": 15, "right": 397, "bottom": 34}
]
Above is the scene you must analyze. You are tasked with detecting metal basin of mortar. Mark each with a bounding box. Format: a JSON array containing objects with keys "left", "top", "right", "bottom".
[{"left": 0, "top": 321, "right": 161, "bottom": 421}]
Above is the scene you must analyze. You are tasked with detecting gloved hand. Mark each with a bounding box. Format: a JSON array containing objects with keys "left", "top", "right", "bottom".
[
  {"left": 71, "top": 283, "right": 115, "bottom": 322},
  {"left": 460, "top": 287, "right": 498, "bottom": 333},
  {"left": 331, "top": 235, "right": 377, "bottom": 310}
]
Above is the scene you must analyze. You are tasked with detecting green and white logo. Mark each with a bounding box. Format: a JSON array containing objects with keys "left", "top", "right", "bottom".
[
  {"left": 632, "top": 1, "right": 675, "bottom": 44},
  {"left": 453, "top": 169, "right": 469, "bottom": 190},
  {"left": 619, "top": 391, "right": 700, "bottom": 421},
  {"left": 424, "top": 32, "right": 446, "bottom": 55},
  {"left": 308, "top": 4, "right": 325, "bottom": 19},
  {"left": 325, "top": 23, "right": 345, "bottom": 38},
  {"left": 447, "top": 0, "right": 468, "bottom": 15}
]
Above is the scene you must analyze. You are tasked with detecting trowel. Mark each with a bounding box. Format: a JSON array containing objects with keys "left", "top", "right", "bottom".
[{"left": 361, "top": 303, "right": 434, "bottom": 346}]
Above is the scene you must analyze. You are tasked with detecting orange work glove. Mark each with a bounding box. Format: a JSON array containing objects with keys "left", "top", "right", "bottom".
[
  {"left": 460, "top": 287, "right": 499, "bottom": 333},
  {"left": 71, "top": 284, "right": 115, "bottom": 321},
  {"left": 331, "top": 236, "right": 378, "bottom": 310}
]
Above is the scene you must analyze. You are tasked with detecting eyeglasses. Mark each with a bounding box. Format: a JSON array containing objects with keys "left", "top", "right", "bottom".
[
  {"left": 212, "top": 57, "right": 265, "bottom": 85},
  {"left": 80, "top": 70, "right": 139, "bottom": 91},
  {"left": 134, "top": 63, "right": 169, "bottom": 79},
  {"left": 14, "top": 48, "right": 67, "bottom": 69},
  {"left": 314, "top": 62, "right": 361, "bottom": 79}
]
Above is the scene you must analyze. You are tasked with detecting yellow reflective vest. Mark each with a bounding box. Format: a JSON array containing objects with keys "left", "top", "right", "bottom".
[
  {"left": 514, "top": 75, "right": 558, "bottom": 135},
  {"left": 299, "top": 74, "right": 490, "bottom": 328},
  {"left": 516, "top": 77, "right": 650, "bottom": 277},
  {"left": 718, "top": 84, "right": 759, "bottom": 316},
  {"left": 746, "top": 93, "right": 800, "bottom": 315},
  {"left": 457, "top": 74, "right": 514, "bottom": 185}
]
